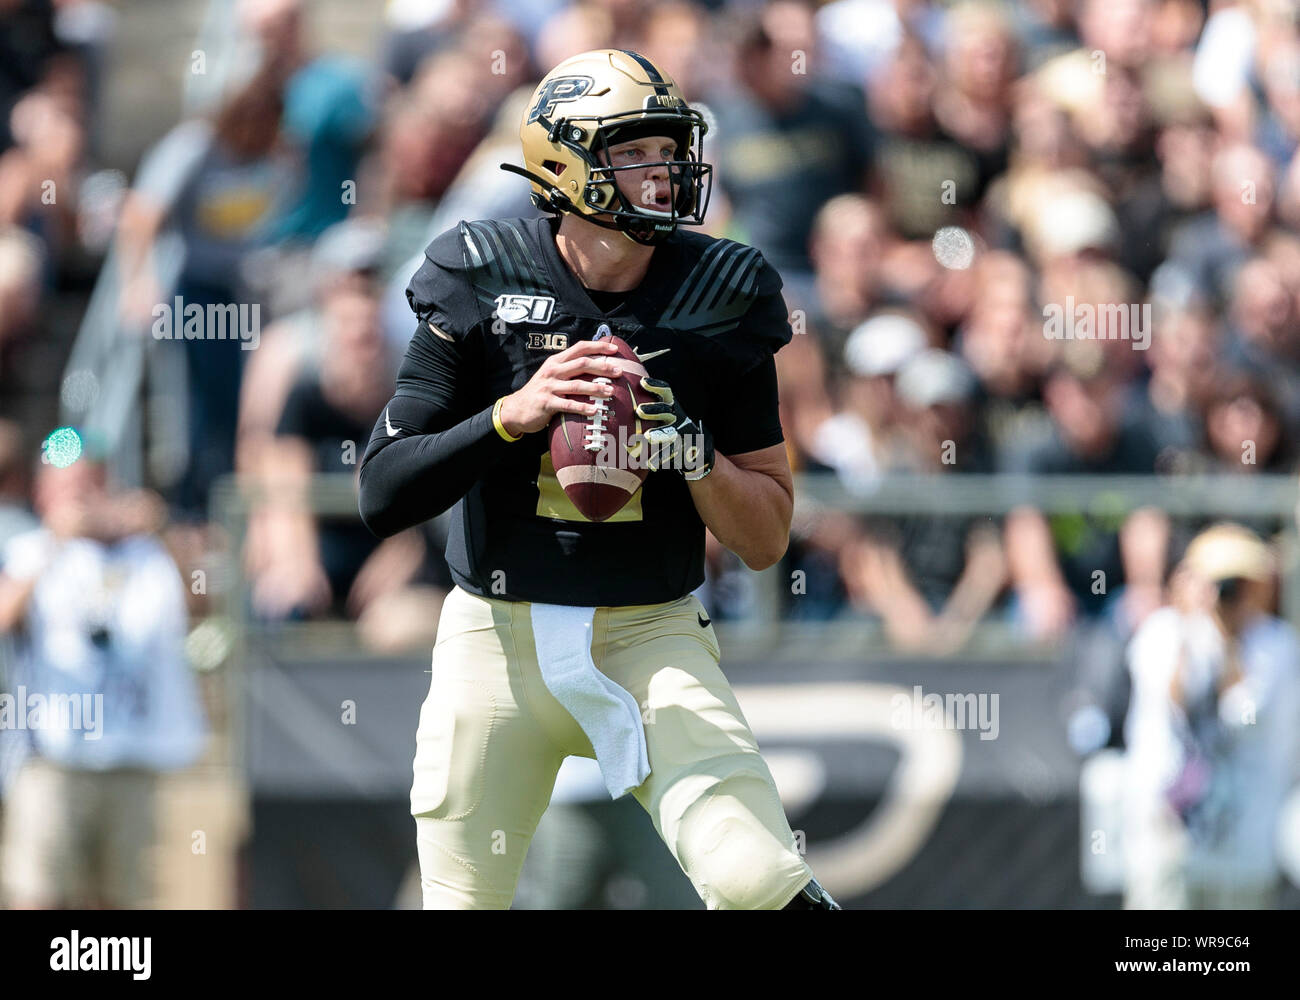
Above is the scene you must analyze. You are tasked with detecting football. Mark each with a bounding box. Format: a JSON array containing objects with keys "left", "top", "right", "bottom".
[{"left": 549, "top": 335, "right": 657, "bottom": 522}]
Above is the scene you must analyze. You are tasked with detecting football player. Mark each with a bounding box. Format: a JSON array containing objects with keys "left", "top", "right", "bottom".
[{"left": 358, "top": 48, "right": 839, "bottom": 910}]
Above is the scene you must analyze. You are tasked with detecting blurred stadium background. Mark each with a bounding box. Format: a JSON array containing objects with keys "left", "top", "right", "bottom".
[{"left": 2, "top": 0, "right": 1300, "bottom": 909}]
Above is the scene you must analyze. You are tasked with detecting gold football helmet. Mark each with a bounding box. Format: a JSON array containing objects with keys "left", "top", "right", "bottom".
[{"left": 502, "top": 49, "right": 713, "bottom": 245}]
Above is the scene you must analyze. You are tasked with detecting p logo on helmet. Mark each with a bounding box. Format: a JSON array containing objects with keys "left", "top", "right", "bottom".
[{"left": 527, "top": 76, "right": 594, "bottom": 124}]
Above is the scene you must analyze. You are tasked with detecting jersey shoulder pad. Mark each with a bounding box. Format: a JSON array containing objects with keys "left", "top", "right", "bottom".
[
  {"left": 427, "top": 218, "right": 551, "bottom": 297},
  {"left": 408, "top": 218, "right": 539, "bottom": 333},
  {"left": 659, "top": 231, "right": 781, "bottom": 332},
  {"left": 406, "top": 240, "right": 470, "bottom": 339},
  {"left": 658, "top": 232, "right": 790, "bottom": 366}
]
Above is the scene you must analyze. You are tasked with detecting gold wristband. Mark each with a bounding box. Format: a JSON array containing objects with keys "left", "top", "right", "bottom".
[{"left": 492, "top": 397, "right": 522, "bottom": 442}]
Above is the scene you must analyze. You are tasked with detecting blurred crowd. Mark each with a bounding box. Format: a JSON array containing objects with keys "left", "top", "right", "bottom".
[
  {"left": 0, "top": 0, "right": 1295, "bottom": 910},
  {"left": 0, "top": 0, "right": 1297, "bottom": 642}
]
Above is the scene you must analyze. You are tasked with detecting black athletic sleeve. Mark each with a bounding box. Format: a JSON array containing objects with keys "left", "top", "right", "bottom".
[
  {"left": 357, "top": 317, "right": 514, "bottom": 537},
  {"left": 357, "top": 247, "right": 513, "bottom": 538}
]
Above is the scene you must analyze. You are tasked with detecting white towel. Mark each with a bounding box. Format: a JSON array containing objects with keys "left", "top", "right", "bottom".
[{"left": 530, "top": 603, "right": 650, "bottom": 799}]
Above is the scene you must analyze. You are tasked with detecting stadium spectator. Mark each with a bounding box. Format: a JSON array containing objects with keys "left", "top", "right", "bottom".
[
  {"left": 710, "top": 2, "right": 872, "bottom": 285},
  {"left": 867, "top": 33, "right": 988, "bottom": 241},
  {"left": 932, "top": 2, "right": 1017, "bottom": 186},
  {"left": 953, "top": 250, "right": 1053, "bottom": 461},
  {"left": 813, "top": 0, "right": 904, "bottom": 87},
  {"left": 1253, "top": 34, "right": 1300, "bottom": 166},
  {"left": 249, "top": 286, "right": 408, "bottom": 622},
  {"left": 1203, "top": 372, "right": 1290, "bottom": 477},
  {"left": 116, "top": 59, "right": 296, "bottom": 520},
  {"left": 263, "top": 54, "right": 375, "bottom": 244},
  {"left": 1161, "top": 142, "right": 1278, "bottom": 308},
  {"left": 0, "top": 73, "right": 88, "bottom": 256},
  {"left": 534, "top": 2, "right": 616, "bottom": 72},
  {"left": 1122, "top": 523, "right": 1299, "bottom": 908},
  {"left": 0, "top": 0, "right": 66, "bottom": 154},
  {"left": 841, "top": 349, "right": 1007, "bottom": 653},
  {"left": 1126, "top": 303, "right": 1220, "bottom": 475},
  {"left": 633, "top": 1, "right": 710, "bottom": 103},
  {"left": 1010, "top": 0, "right": 1080, "bottom": 69},
  {"left": 0, "top": 449, "right": 204, "bottom": 908},
  {"left": 237, "top": 216, "right": 389, "bottom": 473},
  {"left": 806, "top": 311, "right": 928, "bottom": 496},
  {"left": 379, "top": 0, "right": 477, "bottom": 87},
  {"left": 1223, "top": 255, "right": 1300, "bottom": 433},
  {"left": 0, "top": 226, "right": 46, "bottom": 428},
  {"left": 1002, "top": 356, "right": 1166, "bottom": 639},
  {"left": 797, "top": 195, "right": 893, "bottom": 364}
]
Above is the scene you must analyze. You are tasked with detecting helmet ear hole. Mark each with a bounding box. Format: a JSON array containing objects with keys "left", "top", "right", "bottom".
[{"left": 542, "top": 160, "right": 566, "bottom": 177}]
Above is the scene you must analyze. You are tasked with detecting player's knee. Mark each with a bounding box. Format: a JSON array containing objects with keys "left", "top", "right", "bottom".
[
  {"left": 420, "top": 874, "right": 512, "bottom": 910},
  {"left": 415, "top": 817, "right": 515, "bottom": 910},
  {"left": 674, "top": 772, "right": 812, "bottom": 910}
]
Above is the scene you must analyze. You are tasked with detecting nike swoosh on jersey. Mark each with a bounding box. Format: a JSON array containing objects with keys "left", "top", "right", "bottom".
[
  {"left": 384, "top": 407, "right": 403, "bottom": 437},
  {"left": 633, "top": 347, "right": 672, "bottom": 363}
]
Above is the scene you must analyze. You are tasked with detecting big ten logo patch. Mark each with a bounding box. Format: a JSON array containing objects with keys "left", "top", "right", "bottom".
[{"left": 527, "top": 332, "right": 569, "bottom": 351}]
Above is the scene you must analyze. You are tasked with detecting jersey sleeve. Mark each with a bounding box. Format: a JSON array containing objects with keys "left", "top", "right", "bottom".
[
  {"left": 706, "top": 354, "right": 785, "bottom": 456},
  {"left": 719, "top": 252, "right": 795, "bottom": 375}
]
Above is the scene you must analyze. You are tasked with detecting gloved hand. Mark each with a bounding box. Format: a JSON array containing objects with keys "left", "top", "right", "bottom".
[{"left": 634, "top": 377, "right": 715, "bottom": 481}]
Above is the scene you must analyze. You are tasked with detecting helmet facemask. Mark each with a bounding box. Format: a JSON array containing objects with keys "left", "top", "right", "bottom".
[{"left": 585, "top": 110, "right": 713, "bottom": 244}]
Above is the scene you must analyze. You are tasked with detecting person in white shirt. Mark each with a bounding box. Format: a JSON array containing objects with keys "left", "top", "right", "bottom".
[
  {"left": 1122, "top": 523, "right": 1299, "bottom": 909},
  {"left": 0, "top": 450, "right": 205, "bottom": 908}
]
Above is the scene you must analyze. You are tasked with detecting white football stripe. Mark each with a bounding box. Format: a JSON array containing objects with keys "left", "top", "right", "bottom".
[{"left": 555, "top": 464, "right": 643, "bottom": 493}]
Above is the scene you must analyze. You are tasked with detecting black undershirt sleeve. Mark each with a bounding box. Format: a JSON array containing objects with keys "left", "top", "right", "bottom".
[{"left": 357, "top": 320, "right": 513, "bottom": 538}]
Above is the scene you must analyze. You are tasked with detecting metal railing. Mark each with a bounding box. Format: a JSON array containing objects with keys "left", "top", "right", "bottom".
[{"left": 207, "top": 470, "right": 1300, "bottom": 661}]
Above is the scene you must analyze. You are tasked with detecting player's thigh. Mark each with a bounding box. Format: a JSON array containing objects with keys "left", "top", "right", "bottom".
[
  {"left": 600, "top": 598, "right": 813, "bottom": 910},
  {"left": 412, "top": 588, "right": 566, "bottom": 909}
]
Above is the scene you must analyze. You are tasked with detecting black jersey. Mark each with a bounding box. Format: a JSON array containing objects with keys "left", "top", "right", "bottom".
[{"left": 358, "top": 215, "right": 792, "bottom": 606}]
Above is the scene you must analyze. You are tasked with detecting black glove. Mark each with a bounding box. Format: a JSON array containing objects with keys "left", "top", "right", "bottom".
[{"left": 634, "top": 377, "right": 715, "bottom": 481}]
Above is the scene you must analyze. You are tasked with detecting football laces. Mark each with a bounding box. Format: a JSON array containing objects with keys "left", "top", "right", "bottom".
[{"left": 584, "top": 376, "right": 612, "bottom": 451}]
